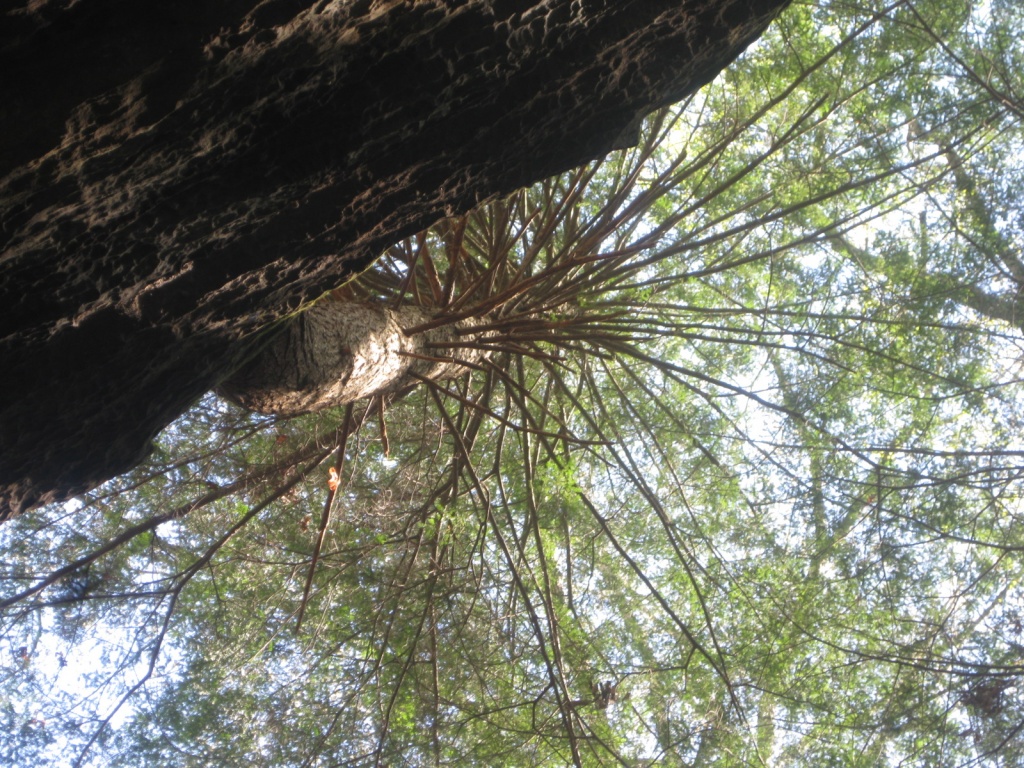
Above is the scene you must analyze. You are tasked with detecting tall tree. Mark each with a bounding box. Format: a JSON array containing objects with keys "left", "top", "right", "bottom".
[
  {"left": 0, "top": 0, "right": 787, "bottom": 519},
  {"left": 3, "top": 1, "right": 1024, "bottom": 766}
]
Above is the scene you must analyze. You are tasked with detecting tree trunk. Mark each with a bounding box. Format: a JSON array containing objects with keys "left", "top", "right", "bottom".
[
  {"left": 218, "top": 302, "right": 489, "bottom": 416},
  {"left": 0, "top": 0, "right": 789, "bottom": 519}
]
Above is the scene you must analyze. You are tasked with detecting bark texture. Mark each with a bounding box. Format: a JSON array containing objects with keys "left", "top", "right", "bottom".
[
  {"left": 218, "top": 302, "right": 488, "bottom": 416},
  {"left": 0, "top": 0, "right": 789, "bottom": 519}
]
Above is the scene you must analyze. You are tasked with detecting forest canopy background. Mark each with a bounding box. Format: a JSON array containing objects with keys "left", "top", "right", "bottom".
[{"left": 3, "top": 0, "right": 1024, "bottom": 766}]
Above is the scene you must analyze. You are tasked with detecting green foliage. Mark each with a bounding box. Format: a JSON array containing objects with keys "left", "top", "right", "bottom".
[{"left": 3, "top": 1, "right": 1024, "bottom": 765}]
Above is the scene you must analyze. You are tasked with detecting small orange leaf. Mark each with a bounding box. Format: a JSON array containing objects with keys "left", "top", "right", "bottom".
[{"left": 328, "top": 467, "right": 340, "bottom": 492}]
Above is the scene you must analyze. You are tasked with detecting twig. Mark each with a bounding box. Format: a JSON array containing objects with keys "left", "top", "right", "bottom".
[{"left": 295, "top": 403, "right": 355, "bottom": 634}]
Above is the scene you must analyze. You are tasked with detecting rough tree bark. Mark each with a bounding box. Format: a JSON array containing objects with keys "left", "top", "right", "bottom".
[
  {"left": 218, "top": 301, "right": 490, "bottom": 416},
  {"left": 0, "top": 0, "right": 789, "bottom": 519}
]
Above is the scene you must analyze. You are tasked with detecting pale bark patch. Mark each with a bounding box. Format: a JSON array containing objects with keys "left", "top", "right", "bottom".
[{"left": 219, "top": 302, "right": 488, "bottom": 415}]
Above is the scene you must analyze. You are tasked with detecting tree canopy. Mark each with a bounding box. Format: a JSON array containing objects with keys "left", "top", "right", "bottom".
[{"left": 3, "top": 0, "right": 1024, "bottom": 766}]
